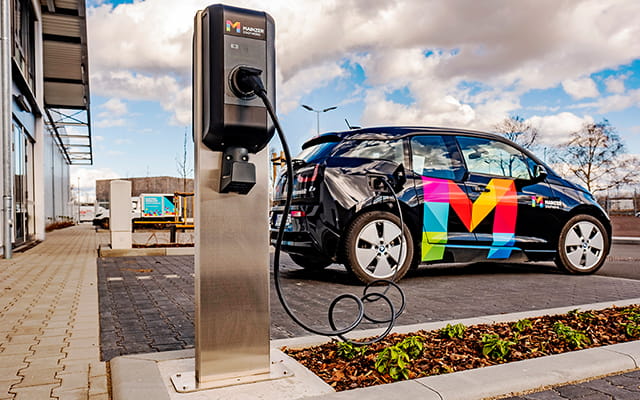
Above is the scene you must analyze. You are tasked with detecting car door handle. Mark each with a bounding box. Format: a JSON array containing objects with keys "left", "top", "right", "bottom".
[{"left": 471, "top": 185, "right": 490, "bottom": 193}]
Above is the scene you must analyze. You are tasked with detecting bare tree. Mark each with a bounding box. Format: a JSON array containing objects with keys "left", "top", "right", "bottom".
[
  {"left": 493, "top": 115, "right": 539, "bottom": 149},
  {"left": 176, "top": 128, "right": 193, "bottom": 192},
  {"left": 556, "top": 119, "right": 640, "bottom": 194}
]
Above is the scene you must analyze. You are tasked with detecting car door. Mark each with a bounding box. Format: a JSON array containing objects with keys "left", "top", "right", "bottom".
[
  {"left": 409, "top": 134, "right": 472, "bottom": 263},
  {"left": 455, "top": 135, "right": 557, "bottom": 259}
]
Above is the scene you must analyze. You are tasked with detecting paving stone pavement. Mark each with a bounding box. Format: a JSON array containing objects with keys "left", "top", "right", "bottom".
[
  {"left": 503, "top": 369, "right": 640, "bottom": 400},
  {"left": 0, "top": 224, "right": 108, "bottom": 400},
  {"left": 97, "top": 251, "right": 640, "bottom": 399}
]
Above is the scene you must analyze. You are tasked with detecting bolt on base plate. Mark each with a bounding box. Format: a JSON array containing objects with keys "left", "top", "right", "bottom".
[{"left": 170, "top": 360, "right": 293, "bottom": 393}]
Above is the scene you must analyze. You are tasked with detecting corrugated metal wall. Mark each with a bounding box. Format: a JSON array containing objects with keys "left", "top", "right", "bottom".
[{"left": 43, "top": 128, "right": 71, "bottom": 223}]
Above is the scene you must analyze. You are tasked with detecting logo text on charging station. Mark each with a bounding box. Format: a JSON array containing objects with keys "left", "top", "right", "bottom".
[{"left": 225, "top": 19, "right": 265, "bottom": 39}]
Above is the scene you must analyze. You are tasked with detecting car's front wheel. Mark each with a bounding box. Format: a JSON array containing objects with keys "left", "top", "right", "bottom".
[
  {"left": 555, "top": 214, "right": 608, "bottom": 274},
  {"left": 343, "top": 211, "right": 414, "bottom": 284}
]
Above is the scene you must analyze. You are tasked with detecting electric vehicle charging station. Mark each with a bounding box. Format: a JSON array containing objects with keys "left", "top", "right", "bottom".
[{"left": 171, "top": 4, "right": 289, "bottom": 391}]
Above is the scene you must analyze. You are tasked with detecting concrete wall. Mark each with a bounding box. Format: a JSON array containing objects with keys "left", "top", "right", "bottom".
[{"left": 96, "top": 177, "right": 194, "bottom": 202}]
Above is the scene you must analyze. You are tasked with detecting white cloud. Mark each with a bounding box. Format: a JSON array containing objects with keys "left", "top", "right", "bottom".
[
  {"left": 100, "top": 98, "right": 128, "bottom": 117},
  {"left": 562, "top": 77, "right": 600, "bottom": 100},
  {"left": 96, "top": 98, "right": 129, "bottom": 127},
  {"left": 605, "top": 75, "right": 626, "bottom": 94},
  {"left": 114, "top": 138, "right": 133, "bottom": 145},
  {"left": 86, "top": 0, "right": 640, "bottom": 127},
  {"left": 277, "top": 62, "right": 346, "bottom": 113},
  {"left": 95, "top": 118, "right": 126, "bottom": 128},
  {"left": 595, "top": 88, "right": 640, "bottom": 113},
  {"left": 527, "top": 112, "right": 594, "bottom": 145},
  {"left": 71, "top": 166, "right": 120, "bottom": 201}
]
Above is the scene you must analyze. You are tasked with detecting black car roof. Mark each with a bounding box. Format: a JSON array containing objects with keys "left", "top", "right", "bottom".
[{"left": 302, "top": 126, "right": 504, "bottom": 149}]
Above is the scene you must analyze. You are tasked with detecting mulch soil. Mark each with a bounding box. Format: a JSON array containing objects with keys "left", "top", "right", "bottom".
[{"left": 285, "top": 305, "right": 640, "bottom": 392}]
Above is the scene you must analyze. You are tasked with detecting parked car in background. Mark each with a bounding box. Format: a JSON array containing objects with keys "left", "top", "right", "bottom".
[{"left": 270, "top": 126, "right": 612, "bottom": 284}]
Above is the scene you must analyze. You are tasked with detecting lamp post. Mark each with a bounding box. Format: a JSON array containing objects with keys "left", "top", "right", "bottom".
[{"left": 301, "top": 104, "right": 337, "bottom": 135}]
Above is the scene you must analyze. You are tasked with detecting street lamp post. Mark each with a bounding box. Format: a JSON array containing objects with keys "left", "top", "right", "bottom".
[{"left": 302, "top": 104, "right": 337, "bottom": 134}]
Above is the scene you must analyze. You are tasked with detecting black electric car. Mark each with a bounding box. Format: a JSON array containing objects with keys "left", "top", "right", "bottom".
[{"left": 270, "top": 127, "right": 611, "bottom": 284}]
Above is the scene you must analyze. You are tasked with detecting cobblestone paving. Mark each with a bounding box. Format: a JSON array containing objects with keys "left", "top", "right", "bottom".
[
  {"left": 504, "top": 369, "right": 640, "bottom": 400},
  {"left": 0, "top": 225, "right": 108, "bottom": 400},
  {"left": 97, "top": 256, "right": 194, "bottom": 361},
  {"left": 97, "top": 253, "right": 640, "bottom": 356},
  {"left": 96, "top": 250, "right": 640, "bottom": 398}
]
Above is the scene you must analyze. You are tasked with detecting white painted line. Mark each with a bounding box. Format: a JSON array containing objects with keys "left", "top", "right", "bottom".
[
  {"left": 137, "top": 276, "right": 151, "bottom": 280},
  {"left": 165, "top": 274, "right": 179, "bottom": 279},
  {"left": 107, "top": 277, "right": 123, "bottom": 281}
]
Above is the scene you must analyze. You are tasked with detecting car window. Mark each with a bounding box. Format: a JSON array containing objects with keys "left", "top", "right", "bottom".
[
  {"left": 457, "top": 136, "right": 532, "bottom": 179},
  {"left": 332, "top": 139, "right": 404, "bottom": 163},
  {"left": 295, "top": 141, "right": 340, "bottom": 163},
  {"left": 410, "top": 135, "right": 461, "bottom": 180}
]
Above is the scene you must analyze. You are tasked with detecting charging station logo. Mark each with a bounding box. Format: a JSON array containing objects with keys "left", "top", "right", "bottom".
[{"left": 226, "top": 20, "right": 241, "bottom": 33}]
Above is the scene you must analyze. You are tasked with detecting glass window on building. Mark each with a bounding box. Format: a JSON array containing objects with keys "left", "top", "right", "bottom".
[
  {"left": 12, "top": 0, "right": 36, "bottom": 90},
  {"left": 12, "top": 121, "right": 34, "bottom": 244}
]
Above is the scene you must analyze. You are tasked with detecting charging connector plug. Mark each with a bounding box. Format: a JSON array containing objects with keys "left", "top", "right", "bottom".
[{"left": 230, "top": 66, "right": 267, "bottom": 99}]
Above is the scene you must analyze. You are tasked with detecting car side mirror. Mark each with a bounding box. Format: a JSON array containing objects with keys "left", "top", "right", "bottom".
[{"left": 532, "top": 164, "right": 547, "bottom": 182}]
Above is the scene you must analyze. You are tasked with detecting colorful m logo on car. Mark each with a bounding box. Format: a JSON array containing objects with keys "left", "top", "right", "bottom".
[
  {"left": 421, "top": 176, "right": 518, "bottom": 261},
  {"left": 226, "top": 20, "right": 241, "bottom": 33}
]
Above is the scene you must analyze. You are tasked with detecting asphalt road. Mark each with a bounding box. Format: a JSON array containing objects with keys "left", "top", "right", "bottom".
[{"left": 596, "top": 243, "right": 640, "bottom": 280}]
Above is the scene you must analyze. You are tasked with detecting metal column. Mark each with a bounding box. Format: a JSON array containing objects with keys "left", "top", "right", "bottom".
[
  {"left": 1, "top": 0, "right": 13, "bottom": 259},
  {"left": 170, "top": 11, "right": 288, "bottom": 392}
]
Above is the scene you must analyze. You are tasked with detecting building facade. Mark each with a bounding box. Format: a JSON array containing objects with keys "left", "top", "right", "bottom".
[
  {"left": 1, "top": 0, "right": 91, "bottom": 257},
  {"left": 95, "top": 177, "right": 195, "bottom": 203}
]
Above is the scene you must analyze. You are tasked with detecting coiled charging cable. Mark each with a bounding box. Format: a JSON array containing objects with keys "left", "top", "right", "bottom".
[{"left": 238, "top": 67, "right": 406, "bottom": 344}]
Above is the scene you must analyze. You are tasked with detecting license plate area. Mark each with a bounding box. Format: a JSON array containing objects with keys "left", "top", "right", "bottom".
[{"left": 273, "top": 213, "right": 292, "bottom": 229}]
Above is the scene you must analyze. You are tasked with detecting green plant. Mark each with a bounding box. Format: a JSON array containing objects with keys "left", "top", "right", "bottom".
[
  {"left": 398, "top": 336, "right": 425, "bottom": 359},
  {"left": 620, "top": 307, "right": 640, "bottom": 337},
  {"left": 620, "top": 322, "right": 640, "bottom": 337},
  {"left": 439, "top": 323, "right": 466, "bottom": 339},
  {"left": 568, "top": 309, "right": 597, "bottom": 322},
  {"left": 375, "top": 346, "right": 411, "bottom": 380},
  {"left": 552, "top": 322, "right": 591, "bottom": 349},
  {"left": 481, "top": 334, "right": 515, "bottom": 360},
  {"left": 336, "top": 341, "right": 367, "bottom": 360},
  {"left": 622, "top": 307, "right": 640, "bottom": 323},
  {"left": 374, "top": 336, "right": 424, "bottom": 381},
  {"left": 511, "top": 319, "right": 532, "bottom": 333}
]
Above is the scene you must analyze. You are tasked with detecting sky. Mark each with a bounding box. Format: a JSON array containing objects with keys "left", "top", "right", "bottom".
[{"left": 73, "top": 0, "right": 640, "bottom": 201}]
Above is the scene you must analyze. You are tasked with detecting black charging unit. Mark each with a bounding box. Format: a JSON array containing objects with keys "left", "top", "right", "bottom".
[{"left": 200, "top": 4, "right": 276, "bottom": 194}]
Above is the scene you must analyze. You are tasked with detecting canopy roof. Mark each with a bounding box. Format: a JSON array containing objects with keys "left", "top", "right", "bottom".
[{"left": 40, "top": 0, "right": 92, "bottom": 165}]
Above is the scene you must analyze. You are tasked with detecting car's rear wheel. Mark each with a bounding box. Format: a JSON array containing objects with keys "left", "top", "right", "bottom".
[
  {"left": 289, "top": 253, "right": 331, "bottom": 270},
  {"left": 343, "top": 211, "right": 414, "bottom": 284},
  {"left": 555, "top": 214, "right": 608, "bottom": 274}
]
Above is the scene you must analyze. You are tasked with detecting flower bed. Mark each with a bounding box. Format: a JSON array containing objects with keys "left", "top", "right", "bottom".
[{"left": 284, "top": 305, "right": 640, "bottom": 392}]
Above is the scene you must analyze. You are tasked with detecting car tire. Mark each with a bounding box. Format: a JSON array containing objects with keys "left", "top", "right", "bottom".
[
  {"left": 555, "top": 214, "right": 609, "bottom": 274},
  {"left": 343, "top": 211, "right": 414, "bottom": 284},
  {"left": 289, "top": 253, "right": 331, "bottom": 270}
]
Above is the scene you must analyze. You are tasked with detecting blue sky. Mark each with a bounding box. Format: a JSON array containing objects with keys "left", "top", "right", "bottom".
[{"left": 74, "top": 0, "right": 640, "bottom": 200}]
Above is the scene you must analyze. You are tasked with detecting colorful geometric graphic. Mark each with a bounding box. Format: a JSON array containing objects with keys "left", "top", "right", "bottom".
[
  {"left": 226, "top": 20, "right": 241, "bottom": 33},
  {"left": 421, "top": 177, "right": 518, "bottom": 261},
  {"left": 531, "top": 195, "right": 544, "bottom": 208}
]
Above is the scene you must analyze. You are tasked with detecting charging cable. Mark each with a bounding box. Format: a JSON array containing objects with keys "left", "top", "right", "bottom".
[{"left": 236, "top": 66, "right": 406, "bottom": 344}]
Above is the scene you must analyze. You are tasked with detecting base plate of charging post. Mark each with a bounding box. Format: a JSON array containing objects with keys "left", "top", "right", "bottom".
[{"left": 170, "top": 360, "right": 293, "bottom": 393}]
